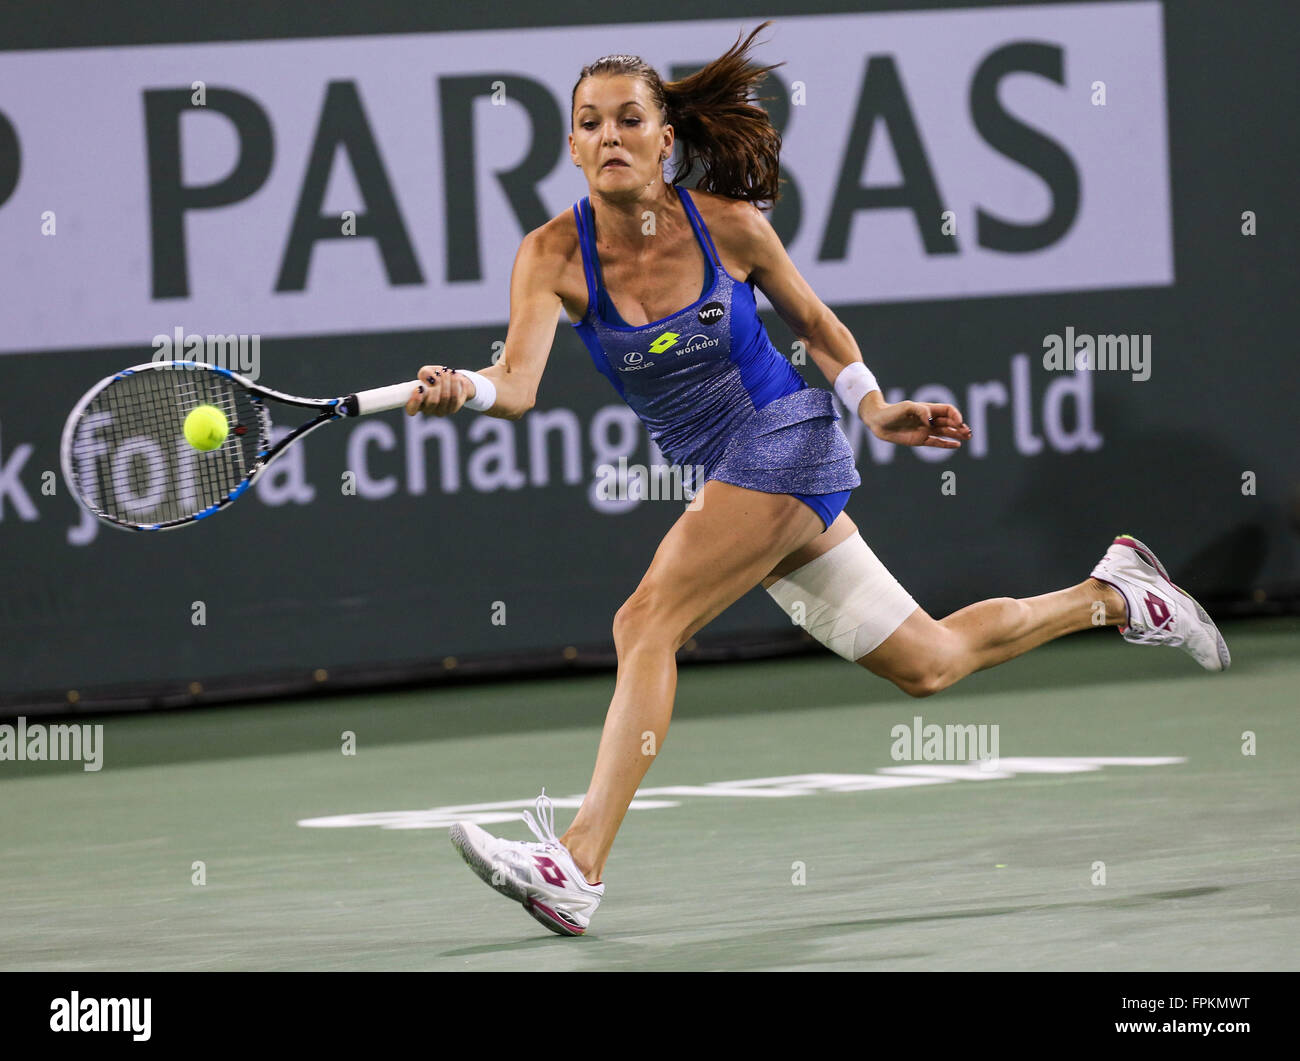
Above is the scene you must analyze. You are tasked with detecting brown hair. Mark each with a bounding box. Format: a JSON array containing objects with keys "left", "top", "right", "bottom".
[{"left": 570, "top": 21, "right": 785, "bottom": 206}]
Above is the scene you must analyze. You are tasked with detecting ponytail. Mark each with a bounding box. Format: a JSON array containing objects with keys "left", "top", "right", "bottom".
[{"left": 663, "top": 22, "right": 784, "bottom": 204}]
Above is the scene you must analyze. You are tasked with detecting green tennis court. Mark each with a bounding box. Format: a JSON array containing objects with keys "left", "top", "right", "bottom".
[{"left": 3, "top": 617, "right": 1296, "bottom": 971}]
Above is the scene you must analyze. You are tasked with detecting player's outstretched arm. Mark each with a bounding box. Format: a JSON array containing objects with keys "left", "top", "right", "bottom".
[
  {"left": 737, "top": 200, "right": 970, "bottom": 450},
  {"left": 406, "top": 228, "right": 564, "bottom": 421}
]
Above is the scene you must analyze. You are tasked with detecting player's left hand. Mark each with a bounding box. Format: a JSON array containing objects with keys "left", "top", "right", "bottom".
[{"left": 862, "top": 398, "right": 972, "bottom": 449}]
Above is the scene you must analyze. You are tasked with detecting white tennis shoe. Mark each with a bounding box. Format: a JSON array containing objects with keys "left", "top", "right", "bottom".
[
  {"left": 1090, "top": 534, "right": 1230, "bottom": 671},
  {"left": 448, "top": 790, "right": 604, "bottom": 936}
]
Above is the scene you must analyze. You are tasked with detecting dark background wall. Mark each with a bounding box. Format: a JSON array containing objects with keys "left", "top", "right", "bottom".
[{"left": 1, "top": 0, "right": 1295, "bottom": 710}]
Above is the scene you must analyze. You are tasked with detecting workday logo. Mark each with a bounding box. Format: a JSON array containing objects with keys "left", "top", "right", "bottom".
[{"left": 677, "top": 334, "right": 721, "bottom": 357}]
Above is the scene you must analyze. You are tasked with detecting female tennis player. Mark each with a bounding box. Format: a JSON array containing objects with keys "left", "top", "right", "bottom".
[{"left": 404, "top": 23, "right": 1230, "bottom": 936}]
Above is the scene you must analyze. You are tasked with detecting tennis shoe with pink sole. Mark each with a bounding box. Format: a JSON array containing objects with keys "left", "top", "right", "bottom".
[
  {"left": 1090, "top": 534, "right": 1230, "bottom": 671},
  {"left": 449, "top": 790, "right": 604, "bottom": 937}
]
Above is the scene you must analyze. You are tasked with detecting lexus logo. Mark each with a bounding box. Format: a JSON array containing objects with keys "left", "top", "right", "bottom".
[{"left": 624, "top": 351, "right": 643, "bottom": 365}]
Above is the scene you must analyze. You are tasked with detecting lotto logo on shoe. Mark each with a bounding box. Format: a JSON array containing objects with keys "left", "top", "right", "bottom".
[
  {"left": 1144, "top": 592, "right": 1173, "bottom": 630},
  {"left": 533, "top": 855, "right": 568, "bottom": 887}
]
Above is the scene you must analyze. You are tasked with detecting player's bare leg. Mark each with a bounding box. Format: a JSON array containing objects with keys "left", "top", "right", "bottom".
[
  {"left": 859, "top": 583, "right": 1125, "bottom": 698},
  {"left": 760, "top": 511, "right": 1127, "bottom": 698},
  {"left": 559, "top": 480, "right": 825, "bottom": 883}
]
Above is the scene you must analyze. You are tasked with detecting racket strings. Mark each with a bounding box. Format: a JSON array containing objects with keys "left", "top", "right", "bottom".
[{"left": 70, "top": 366, "right": 264, "bottom": 525}]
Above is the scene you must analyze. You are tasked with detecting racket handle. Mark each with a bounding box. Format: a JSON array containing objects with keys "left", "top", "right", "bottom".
[{"left": 349, "top": 381, "right": 424, "bottom": 415}]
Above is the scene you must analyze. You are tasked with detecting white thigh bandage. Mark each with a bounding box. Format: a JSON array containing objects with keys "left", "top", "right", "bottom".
[{"left": 765, "top": 532, "right": 918, "bottom": 661}]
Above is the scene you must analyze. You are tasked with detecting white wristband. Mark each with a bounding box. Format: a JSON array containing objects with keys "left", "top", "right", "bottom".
[
  {"left": 456, "top": 369, "right": 497, "bottom": 412},
  {"left": 833, "top": 362, "right": 880, "bottom": 416}
]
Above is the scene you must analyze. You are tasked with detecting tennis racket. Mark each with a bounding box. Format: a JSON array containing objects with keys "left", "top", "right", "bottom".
[{"left": 61, "top": 359, "right": 424, "bottom": 532}]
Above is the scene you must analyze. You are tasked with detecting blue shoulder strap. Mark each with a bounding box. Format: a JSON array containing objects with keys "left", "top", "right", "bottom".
[
  {"left": 677, "top": 187, "right": 723, "bottom": 267},
  {"left": 571, "top": 199, "right": 598, "bottom": 317}
]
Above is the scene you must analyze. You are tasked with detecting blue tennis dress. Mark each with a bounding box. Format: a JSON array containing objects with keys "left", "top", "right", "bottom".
[{"left": 570, "top": 186, "right": 860, "bottom": 530}]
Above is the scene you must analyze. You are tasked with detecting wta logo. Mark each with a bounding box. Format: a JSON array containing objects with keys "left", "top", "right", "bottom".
[{"left": 698, "top": 301, "right": 725, "bottom": 325}]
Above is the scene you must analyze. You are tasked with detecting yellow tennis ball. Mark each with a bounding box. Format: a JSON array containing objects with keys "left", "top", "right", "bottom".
[{"left": 184, "top": 405, "right": 229, "bottom": 451}]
